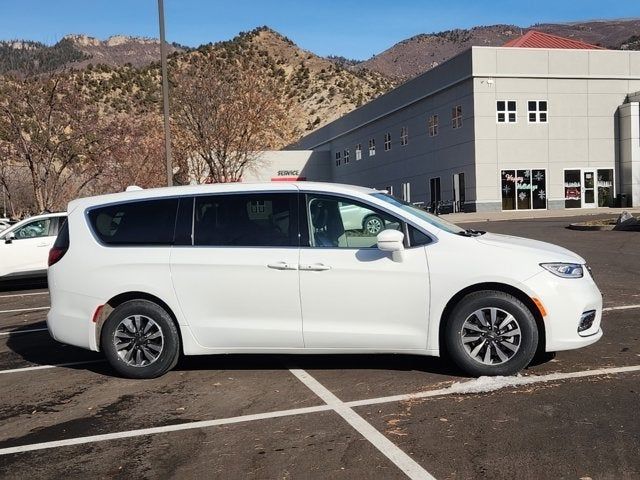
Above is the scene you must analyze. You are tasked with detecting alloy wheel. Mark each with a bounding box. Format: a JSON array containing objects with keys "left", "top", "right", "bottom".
[
  {"left": 113, "top": 314, "right": 164, "bottom": 367},
  {"left": 460, "top": 307, "right": 521, "bottom": 365}
]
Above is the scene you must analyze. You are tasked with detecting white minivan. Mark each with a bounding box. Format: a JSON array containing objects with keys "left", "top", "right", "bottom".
[{"left": 47, "top": 182, "right": 602, "bottom": 379}]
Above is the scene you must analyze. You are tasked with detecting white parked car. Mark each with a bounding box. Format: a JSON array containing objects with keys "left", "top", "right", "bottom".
[
  {"left": 0, "top": 212, "right": 67, "bottom": 281},
  {"left": 47, "top": 183, "right": 602, "bottom": 379}
]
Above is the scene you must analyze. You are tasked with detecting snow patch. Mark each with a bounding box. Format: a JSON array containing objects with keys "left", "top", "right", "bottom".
[{"left": 448, "top": 375, "right": 527, "bottom": 394}]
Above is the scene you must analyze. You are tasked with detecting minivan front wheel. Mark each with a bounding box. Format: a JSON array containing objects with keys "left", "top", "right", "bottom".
[
  {"left": 445, "top": 291, "right": 538, "bottom": 377},
  {"left": 101, "top": 300, "right": 180, "bottom": 379}
]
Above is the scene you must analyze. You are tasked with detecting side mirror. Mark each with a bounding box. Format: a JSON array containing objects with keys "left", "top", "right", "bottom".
[
  {"left": 377, "top": 229, "right": 404, "bottom": 252},
  {"left": 4, "top": 232, "right": 15, "bottom": 244}
]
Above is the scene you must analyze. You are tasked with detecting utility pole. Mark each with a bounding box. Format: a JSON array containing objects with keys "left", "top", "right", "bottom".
[{"left": 158, "top": 0, "right": 173, "bottom": 186}]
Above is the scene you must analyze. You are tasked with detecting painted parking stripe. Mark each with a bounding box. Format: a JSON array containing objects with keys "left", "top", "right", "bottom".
[
  {"left": 0, "top": 327, "right": 48, "bottom": 336},
  {"left": 0, "top": 359, "right": 104, "bottom": 375},
  {"left": 0, "top": 306, "right": 49, "bottom": 314},
  {"left": 0, "top": 292, "right": 48, "bottom": 299},
  {"left": 603, "top": 304, "right": 640, "bottom": 312},
  {"left": 289, "top": 368, "right": 435, "bottom": 480},
  {"left": 0, "top": 363, "right": 638, "bottom": 457},
  {"left": 0, "top": 404, "right": 332, "bottom": 456}
]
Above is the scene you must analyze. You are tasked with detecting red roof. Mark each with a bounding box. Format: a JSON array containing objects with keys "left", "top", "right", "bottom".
[{"left": 503, "top": 30, "right": 604, "bottom": 50}]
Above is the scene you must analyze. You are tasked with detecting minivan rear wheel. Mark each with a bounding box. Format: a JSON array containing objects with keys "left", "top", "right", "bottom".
[
  {"left": 101, "top": 300, "right": 180, "bottom": 379},
  {"left": 445, "top": 290, "right": 538, "bottom": 377}
]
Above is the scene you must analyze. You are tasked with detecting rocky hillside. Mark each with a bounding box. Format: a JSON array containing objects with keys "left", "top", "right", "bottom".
[
  {"left": 0, "top": 34, "right": 184, "bottom": 75},
  {"left": 358, "top": 19, "right": 640, "bottom": 81},
  {"left": 31, "top": 28, "right": 394, "bottom": 137}
]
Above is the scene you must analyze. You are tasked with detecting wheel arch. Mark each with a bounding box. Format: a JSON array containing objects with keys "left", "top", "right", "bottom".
[
  {"left": 95, "top": 291, "right": 183, "bottom": 353},
  {"left": 438, "top": 282, "right": 546, "bottom": 356}
]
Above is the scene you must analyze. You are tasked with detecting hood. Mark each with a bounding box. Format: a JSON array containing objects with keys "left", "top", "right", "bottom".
[{"left": 475, "top": 233, "right": 585, "bottom": 264}]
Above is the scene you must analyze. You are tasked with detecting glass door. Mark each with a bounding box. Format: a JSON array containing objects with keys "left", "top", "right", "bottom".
[{"left": 582, "top": 170, "right": 596, "bottom": 208}]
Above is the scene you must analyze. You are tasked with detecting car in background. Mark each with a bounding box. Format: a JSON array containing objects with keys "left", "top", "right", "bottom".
[
  {"left": 0, "top": 219, "right": 12, "bottom": 232},
  {"left": 0, "top": 212, "right": 67, "bottom": 281},
  {"left": 46, "top": 182, "right": 602, "bottom": 379}
]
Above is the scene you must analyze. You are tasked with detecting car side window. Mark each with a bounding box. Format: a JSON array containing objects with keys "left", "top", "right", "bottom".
[
  {"left": 408, "top": 225, "right": 432, "bottom": 247},
  {"left": 88, "top": 199, "right": 178, "bottom": 245},
  {"left": 307, "top": 194, "right": 402, "bottom": 248},
  {"left": 193, "top": 193, "right": 298, "bottom": 247},
  {"left": 13, "top": 218, "right": 52, "bottom": 239}
]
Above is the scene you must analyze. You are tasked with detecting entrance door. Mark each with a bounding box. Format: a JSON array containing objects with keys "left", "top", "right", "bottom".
[{"left": 582, "top": 170, "right": 596, "bottom": 208}]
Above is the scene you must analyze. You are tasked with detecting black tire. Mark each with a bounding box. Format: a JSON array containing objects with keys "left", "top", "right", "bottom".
[
  {"left": 363, "top": 215, "right": 384, "bottom": 235},
  {"left": 444, "top": 290, "right": 538, "bottom": 377},
  {"left": 101, "top": 299, "right": 180, "bottom": 379}
]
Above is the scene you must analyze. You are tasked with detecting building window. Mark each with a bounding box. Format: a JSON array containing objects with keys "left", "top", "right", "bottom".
[
  {"left": 451, "top": 105, "right": 463, "bottom": 129},
  {"left": 335, "top": 151, "right": 341, "bottom": 167},
  {"left": 428, "top": 115, "right": 438, "bottom": 137},
  {"left": 497, "top": 101, "right": 517, "bottom": 123},
  {"left": 501, "top": 169, "right": 546, "bottom": 211},
  {"left": 384, "top": 132, "right": 392, "bottom": 151},
  {"left": 343, "top": 149, "right": 350, "bottom": 164},
  {"left": 355, "top": 144, "right": 362, "bottom": 161},
  {"left": 368, "top": 138, "right": 376, "bottom": 156},
  {"left": 400, "top": 126, "right": 408, "bottom": 146},
  {"left": 528, "top": 101, "right": 547, "bottom": 123}
]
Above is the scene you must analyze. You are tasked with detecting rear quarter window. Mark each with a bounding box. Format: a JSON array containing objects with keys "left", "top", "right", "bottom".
[{"left": 88, "top": 198, "right": 179, "bottom": 245}]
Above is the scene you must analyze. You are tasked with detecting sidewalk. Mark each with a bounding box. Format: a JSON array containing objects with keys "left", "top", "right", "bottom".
[{"left": 440, "top": 207, "right": 640, "bottom": 224}]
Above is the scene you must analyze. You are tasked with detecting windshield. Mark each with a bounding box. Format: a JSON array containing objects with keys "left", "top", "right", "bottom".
[{"left": 371, "top": 193, "right": 465, "bottom": 235}]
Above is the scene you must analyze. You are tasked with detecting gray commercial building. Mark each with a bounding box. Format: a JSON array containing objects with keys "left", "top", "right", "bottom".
[{"left": 253, "top": 31, "right": 640, "bottom": 211}]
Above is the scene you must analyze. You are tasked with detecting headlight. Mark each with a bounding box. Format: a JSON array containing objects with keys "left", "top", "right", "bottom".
[{"left": 540, "top": 263, "right": 584, "bottom": 278}]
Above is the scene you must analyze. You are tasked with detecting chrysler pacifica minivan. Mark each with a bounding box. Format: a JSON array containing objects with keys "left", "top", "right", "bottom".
[{"left": 47, "top": 182, "right": 603, "bottom": 378}]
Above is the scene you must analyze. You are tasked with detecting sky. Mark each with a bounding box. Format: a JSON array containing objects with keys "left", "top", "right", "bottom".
[{"left": 0, "top": 0, "right": 638, "bottom": 59}]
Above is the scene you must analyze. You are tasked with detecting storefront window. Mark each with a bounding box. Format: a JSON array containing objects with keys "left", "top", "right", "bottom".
[
  {"left": 501, "top": 169, "right": 546, "bottom": 211},
  {"left": 564, "top": 170, "right": 581, "bottom": 209},
  {"left": 501, "top": 170, "right": 515, "bottom": 210},
  {"left": 597, "top": 169, "right": 614, "bottom": 207}
]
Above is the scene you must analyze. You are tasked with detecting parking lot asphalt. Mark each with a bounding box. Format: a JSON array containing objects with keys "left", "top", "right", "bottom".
[{"left": 0, "top": 214, "right": 639, "bottom": 479}]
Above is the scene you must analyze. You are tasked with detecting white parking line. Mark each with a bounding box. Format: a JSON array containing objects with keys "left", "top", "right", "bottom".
[
  {"left": 0, "top": 359, "right": 104, "bottom": 375},
  {"left": 0, "top": 306, "right": 49, "bottom": 314},
  {"left": 0, "top": 327, "right": 48, "bottom": 336},
  {"left": 289, "top": 368, "right": 435, "bottom": 480},
  {"left": 0, "top": 404, "right": 332, "bottom": 456},
  {"left": 2, "top": 363, "right": 638, "bottom": 458},
  {"left": 603, "top": 304, "right": 640, "bottom": 312},
  {"left": 0, "top": 292, "right": 48, "bottom": 299}
]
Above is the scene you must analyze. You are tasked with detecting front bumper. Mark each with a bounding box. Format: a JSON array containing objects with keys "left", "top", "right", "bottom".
[{"left": 523, "top": 269, "right": 603, "bottom": 352}]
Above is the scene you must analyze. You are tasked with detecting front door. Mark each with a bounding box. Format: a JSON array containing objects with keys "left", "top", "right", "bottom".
[
  {"left": 582, "top": 170, "right": 597, "bottom": 208},
  {"left": 170, "top": 192, "right": 303, "bottom": 349},
  {"left": 299, "top": 193, "right": 430, "bottom": 350}
]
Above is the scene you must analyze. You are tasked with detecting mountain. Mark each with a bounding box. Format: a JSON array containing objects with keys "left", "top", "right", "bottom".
[
  {"left": 36, "top": 27, "right": 394, "bottom": 139},
  {"left": 358, "top": 19, "right": 640, "bottom": 80},
  {"left": 0, "top": 34, "right": 185, "bottom": 75},
  {"left": 61, "top": 34, "right": 185, "bottom": 69}
]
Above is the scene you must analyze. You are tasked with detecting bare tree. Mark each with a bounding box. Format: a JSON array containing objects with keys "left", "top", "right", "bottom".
[
  {"left": 171, "top": 55, "right": 295, "bottom": 183},
  {"left": 92, "top": 113, "right": 166, "bottom": 193},
  {"left": 0, "top": 74, "right": 112, "bottom": 212}
]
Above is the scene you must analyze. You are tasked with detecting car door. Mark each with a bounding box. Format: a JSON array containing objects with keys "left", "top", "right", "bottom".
[
  {"left": 299, "top": 193, "right": 431, "bottom": 350},
  {"left": 170, "top": 191, "right": 304, "bottom": 349},
  {"left": 0, "top": 216, "right": 57, "bottom": 277}
]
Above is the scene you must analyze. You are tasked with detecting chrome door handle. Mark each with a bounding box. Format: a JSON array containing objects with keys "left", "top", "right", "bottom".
[
  {"left": 300, "top": 263, "right": 331, "bottom": 271},
  {"left": 37, "top": 243, "right": 49, "bottom": 247},
  {"left": 267, "top": 262, "right": 298, "bottom": 271}
]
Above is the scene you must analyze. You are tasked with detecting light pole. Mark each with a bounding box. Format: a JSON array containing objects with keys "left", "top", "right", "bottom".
[{"left": 158, "top": 0, "right": 173, "bottom": 186}]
